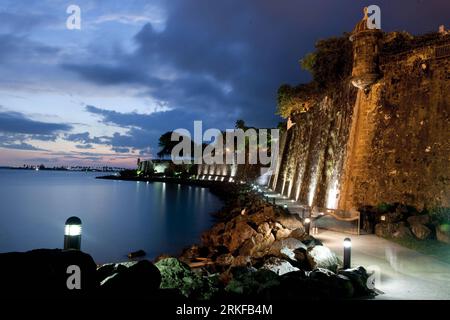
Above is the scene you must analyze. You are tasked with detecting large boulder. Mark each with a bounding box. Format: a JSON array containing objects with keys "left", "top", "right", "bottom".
[
  {"left": 239, "top": 233, "right": 275, "bottom": 257},
  {"left": 308, "top": 268, "right": 354, "bottom": 298},
  {"left": 231, "top": 255, "right": 251, "bottom": 267},
  {"left": 338, "top": 266, "right": 375, "bottom": 297},
  {"left": 308, "top": 245, "right": 340, "bottom": 272},
  {"left": 411, "top": 224, "right": 431, "bottom": 240},
  {"left": 274, "top": 227, "right": 291, "bottom": 240},
  {"left": 260, "top": 257, "right": 299, "bottom": 276},
  {"left": 99, "top": 260, "right": 161, "bottom": 295},
  {"left": 380, "top": 211, "right": 403, "bottom": 223},
  {"left": 155, "top": 257, "right": 217, "bottom": 300},
  {"left": 407, "top": 215, "right": 430, "bottom": 226},
  {"left": 257, "top": 222, "right": 272, "bottom": 237},
  {"left": 436, "top": 224, "right": 450, "bottom": 244},
  {"left": 215, "top": 254, "right": 235, "bottom": 267},
  {"left": 289, "top": 227, "right": 306, "bottom": 240},
  {"left": 0, "top": 249, "right": 98, "bottom": 297},
  {"left": 201, "top": 222, "right": 225, "bottom": 247},
  {"left": 268, "top": 237, "right": 307, "bottom": 258},
  {"left": 224, "top": 221, "right": 257, "bottom": 252},
  {"left": 276, "top": 214, "right": 304, "bottom": 230},
  {"left": 392, "top": 225, "right": 413, "bottom": 239},
  {"left": 375, "top": 222, "right": 403, "bottom": 238}
]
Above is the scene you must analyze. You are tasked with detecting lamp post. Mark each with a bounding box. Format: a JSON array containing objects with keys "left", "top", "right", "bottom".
[
  {"left": 64, "top": 216, "right": 82, "bottom": 250},
  {"left": 343, "top": 237, "right": 352, "bottom": 269},
  {"left": 304, "top": 218, "right": 311, "bottom": 235}
]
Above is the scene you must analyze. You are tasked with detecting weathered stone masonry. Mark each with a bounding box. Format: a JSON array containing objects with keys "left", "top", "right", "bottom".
[{"left": 271, "top": 13, "right": 450, "bottom": 211}]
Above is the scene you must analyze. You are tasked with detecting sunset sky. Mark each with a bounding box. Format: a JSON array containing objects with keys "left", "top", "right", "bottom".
[{"left": 0, "top": 0, "right": 448, "bottom": 167}]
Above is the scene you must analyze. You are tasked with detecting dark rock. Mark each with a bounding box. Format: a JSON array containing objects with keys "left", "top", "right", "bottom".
[
  {"left": 96, "top": 263, "right": 119, "bottom": 283},
  {"left": 0, "top": 249, "right": 97, "bottom": 297},
  {"left": 301, "top": 235, "right": 323, "bottom": 248},
  {"left": 381, "top": 211, "right": 403, "bottom": 223},
  {"left": 229, "top": 265, "right": 258, "bottom": 279},
  {"left": 127, "top": 249, "right": 146, "bottom": 259},
  {"left": 392, "top": 225, "right": 413, "bottom": 239},
  {"left": 407, "top": 215, "right": 430, "bottom": 226},
  {"left": 289, "top": 227, "right": 306, "bottom": 240},
  {"left": 100, "top": 260, "right": 161, "bottom": 295},
  {"left": 338, "top": 266, "right": 375, "bottom": 297},
  {"left": 411, "top": 224, "right": 431, "bottom": 240},
  {"left": 375, "top": 222, "right": 403, "bottom": 237}
]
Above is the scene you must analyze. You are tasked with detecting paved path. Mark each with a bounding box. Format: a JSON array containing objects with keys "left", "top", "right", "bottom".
[
  {"left": 260, "top": 186, "right": 450, "bottom": 300},
  {"left": 318, "top": 230, "right": 450, "bottom": 300}
]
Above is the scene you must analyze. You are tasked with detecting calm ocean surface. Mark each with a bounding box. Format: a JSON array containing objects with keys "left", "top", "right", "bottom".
[{"left": 0, "top": 169, "right": 222, "bottom": 263}]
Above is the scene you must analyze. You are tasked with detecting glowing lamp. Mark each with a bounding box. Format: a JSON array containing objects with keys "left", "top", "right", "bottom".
[
  {"left": 304, "top": 218, "right": 311, "bottom": 235},
  {"left": 64, "top": 216, "right": 82, "bottom": 250}
]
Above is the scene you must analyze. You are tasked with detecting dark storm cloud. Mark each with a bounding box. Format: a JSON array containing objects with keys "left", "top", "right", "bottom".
[
  {"left": 61, "top": 63, "right": 158, "bottom": 86},
  {"left": 75, "top": 144, "right": 93, "bottom": 149},
  {"left": 0, "top": 133, "right": 48, "bottom": 151},
  {"left": 0, "top": 142, "right": 46, "bottom": 151},
  {"left": 60, "top": 0, "right": 449, "bottom": 156},
  {"left": 65, "top": 131, "right": 104, "bottom": 144},
  {"left": 84, "top": 104, "right": 225, "bottom": 155},
  {"left": 0, "top": 34, "right": 60, "bottom": 63},
  {"left": 0, "top": 110, "right": 72, "bottom": 135},
  {"left": 111, "top": 146, "right": 130, "bottom": 153}
]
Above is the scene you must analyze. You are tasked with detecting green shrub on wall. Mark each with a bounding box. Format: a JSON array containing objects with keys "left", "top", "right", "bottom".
[{"left": 277, "top": 35, "right": 353, "bottom": 118}]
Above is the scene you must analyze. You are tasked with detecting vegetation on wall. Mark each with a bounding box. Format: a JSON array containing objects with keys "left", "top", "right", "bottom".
[
  {"left": 277, "top": 35, "right": 353, "bottom": 118},
  {"left": 301, "top": 35, "right": 353, "bottom": 88},
  {"left": 276, "top": 83, "right": 318, "bottom": 118}
]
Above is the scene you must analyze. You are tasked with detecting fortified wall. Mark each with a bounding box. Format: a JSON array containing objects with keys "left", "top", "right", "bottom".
[{"left": 270, "top": 11, "right": 450, "bottom": 211}]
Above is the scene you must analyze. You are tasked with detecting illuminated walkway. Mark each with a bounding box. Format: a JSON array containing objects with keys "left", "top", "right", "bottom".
[
  {"left": 318, "top": 230, "right": 450, "bottom": 300},
  {"left": 260, "top": 186, "right": 450, "bottom": 300}
]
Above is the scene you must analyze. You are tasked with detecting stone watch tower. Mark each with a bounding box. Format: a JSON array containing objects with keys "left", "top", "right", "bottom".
[
  {"left": 349, "top": 7, "right": 382, "bottom": 90},
  {"left": 339, "top": 8, "right": 384, "bottom": 210}
]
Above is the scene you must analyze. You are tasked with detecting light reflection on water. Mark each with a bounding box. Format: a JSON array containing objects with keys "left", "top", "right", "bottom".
[{"left": 0, "top": 169, "right": 222, "bottom": 263}]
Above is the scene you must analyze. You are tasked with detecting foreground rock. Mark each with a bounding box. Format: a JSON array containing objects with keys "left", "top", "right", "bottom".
[
  {"left": 0, "top": 249, "right": 97, "bottom": 297},
  {"left": 178, "top": 186, "right": 377, "bottom": 300},
  {"left": 98, "top": 260, "right": 161, "bottom": 296}
]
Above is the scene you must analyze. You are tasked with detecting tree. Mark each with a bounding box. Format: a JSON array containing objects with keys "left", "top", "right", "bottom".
[
  {"left": 157, "top": 131, "right": 179, "bottom": 158},
  {"left": 235, "top": 120, "right": 246, "bottom": 130}
]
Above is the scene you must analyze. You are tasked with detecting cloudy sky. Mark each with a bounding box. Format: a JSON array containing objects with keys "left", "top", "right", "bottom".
[{"left": 0, "top": 0, "right": 448, "bottom": 167}]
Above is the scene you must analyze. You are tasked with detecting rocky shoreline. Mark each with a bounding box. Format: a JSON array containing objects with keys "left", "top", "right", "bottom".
[{"left": 0, "top": 181, "right": 377, "bottom": 300}]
